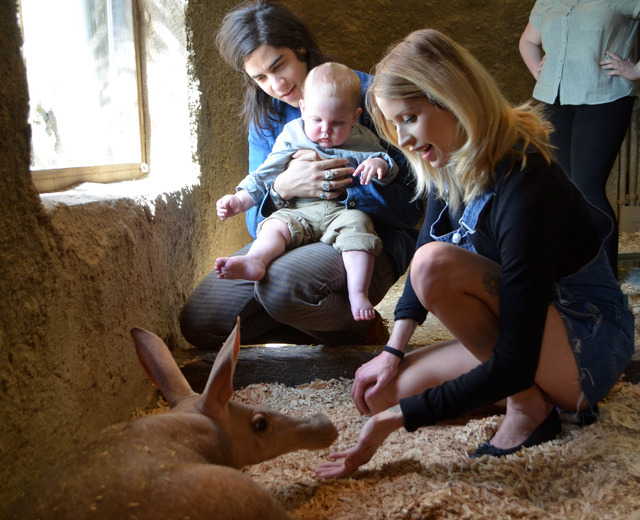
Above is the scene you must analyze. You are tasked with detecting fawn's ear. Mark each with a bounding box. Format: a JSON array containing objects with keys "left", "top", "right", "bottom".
[
  {"left": 201, "top": 317, "right": 241, "bottom": 412},
  {"left": 130, "top": 327, "right": 194, "bottom": 408}
]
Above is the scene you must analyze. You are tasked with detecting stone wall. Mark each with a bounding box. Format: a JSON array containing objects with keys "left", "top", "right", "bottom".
[{"left": 0, "top": 0, "right": 536, "bottom": 513}]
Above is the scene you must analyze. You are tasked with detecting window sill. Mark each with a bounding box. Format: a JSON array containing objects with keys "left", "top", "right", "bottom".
[
  {"left": 33, "top": 163, "right": 150, "bottom": 194},
  {"left": 39, "top": 164, "right": 200, "bottom": 212}
]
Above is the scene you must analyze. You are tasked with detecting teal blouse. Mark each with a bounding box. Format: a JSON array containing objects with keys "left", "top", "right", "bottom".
[{"left": 530, "top": 0, "right": 640, "bottom": 105}]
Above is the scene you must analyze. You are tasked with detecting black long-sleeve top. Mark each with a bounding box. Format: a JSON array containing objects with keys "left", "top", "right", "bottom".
[{"left": 397, "top": 150, "right": 602, "bottom": 431}]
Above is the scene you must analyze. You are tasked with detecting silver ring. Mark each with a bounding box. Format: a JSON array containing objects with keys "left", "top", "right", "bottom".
[
  {"left": 324, "top": 169, "right": 334, "bottom": 181},
  {"left": 322, "top": 180, "right": 331, "bottom": 192},
  {"left": 320, "top": 191, "right": 327, "bottom": 200}
]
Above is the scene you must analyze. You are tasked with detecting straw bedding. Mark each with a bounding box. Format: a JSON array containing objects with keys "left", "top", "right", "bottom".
[{"left": 235, "top": 379, "right": 640, "bottom": 519}]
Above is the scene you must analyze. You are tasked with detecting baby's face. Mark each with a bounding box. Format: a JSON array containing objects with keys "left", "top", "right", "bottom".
[{"left": 300, "top": 95, "right": 360, "bottom": 149}]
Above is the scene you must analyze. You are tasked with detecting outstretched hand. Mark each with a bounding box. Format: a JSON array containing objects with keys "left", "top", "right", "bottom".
[
  {"left": 354, "top": 157, "right": 389, "bottom": 185},
  {"left": 315, "top": 409, "right": 404, "bottom": 479}
]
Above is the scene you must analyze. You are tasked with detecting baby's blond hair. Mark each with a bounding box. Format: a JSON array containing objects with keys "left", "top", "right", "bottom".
[{"left": 303, "top": 62, "right": 362, "bottom": 110}]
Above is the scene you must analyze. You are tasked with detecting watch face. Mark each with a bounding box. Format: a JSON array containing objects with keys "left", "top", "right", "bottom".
[{"left": 270, "top": 187, "right": 287, "bottom": 206}]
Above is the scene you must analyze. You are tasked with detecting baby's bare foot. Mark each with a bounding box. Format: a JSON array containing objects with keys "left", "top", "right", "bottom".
[
  {"left": 349, "top": 292, "right": 375, "bottom": 321},
  {"left": 215, "top": 256, "right": 266, "bottom": 281}
]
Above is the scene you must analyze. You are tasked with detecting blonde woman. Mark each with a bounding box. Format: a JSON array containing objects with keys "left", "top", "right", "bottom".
[{"left": 316, "top": 29, "right": 634, "bottom": 478}]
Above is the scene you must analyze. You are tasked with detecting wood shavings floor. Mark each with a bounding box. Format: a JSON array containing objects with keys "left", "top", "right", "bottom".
[
  {"left": 235, "top": 379, "right": 640, "bottom": 519},
  {"left": 235, "top": 233, "right": 640, "bottom": 519},
  {"left": 148, "top": 232, "right": 640, "bottom": 518}
]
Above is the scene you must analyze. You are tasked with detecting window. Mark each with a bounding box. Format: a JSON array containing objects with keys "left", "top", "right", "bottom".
[{"left": 19, "top": 0, "right": 148, "bottom": 193}]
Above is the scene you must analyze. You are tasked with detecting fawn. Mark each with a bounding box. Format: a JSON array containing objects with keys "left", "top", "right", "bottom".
[{"left": 4, "top": 319, "right": 338, "bottom": 519}]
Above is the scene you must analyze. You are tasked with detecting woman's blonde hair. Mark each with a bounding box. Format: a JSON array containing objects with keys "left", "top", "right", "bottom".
[{"left": 367, "top": 29, "right": 554, "bottom": 209}]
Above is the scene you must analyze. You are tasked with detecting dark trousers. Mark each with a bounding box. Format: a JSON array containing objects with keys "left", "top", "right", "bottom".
[{"left": 544, "top": 96, "right": 636, "bottom": 276}]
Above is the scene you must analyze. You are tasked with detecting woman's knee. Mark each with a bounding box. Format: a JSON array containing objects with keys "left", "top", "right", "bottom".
[
  {"left": 179, "top": 266, "right": 258, "bottom": 347},
  {"left": 410, "top": 242, "right": 457, "bottom": 307},
  {"left": 363, "top": 385, "right": 398, "bottom": 415},
  {"left": 179, "top": 304, "right": 225, "bottom": 349}
]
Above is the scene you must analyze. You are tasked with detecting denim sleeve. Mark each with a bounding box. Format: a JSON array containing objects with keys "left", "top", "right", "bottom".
[
  {"left": 343, "top": 145, "right": 422, "bottom": 230},
  {"left": 241, "top": 146, "right": 295, "bottom": 208}
]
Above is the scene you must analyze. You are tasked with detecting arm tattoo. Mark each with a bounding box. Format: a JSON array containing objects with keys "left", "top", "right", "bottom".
[{"left": 482, "top": 272, "right": 501, "bottom": 297}]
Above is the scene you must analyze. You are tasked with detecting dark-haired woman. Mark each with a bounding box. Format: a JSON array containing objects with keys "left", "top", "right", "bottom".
[{"left": 180, "top": 1, "right": 422, "bottom": 348}]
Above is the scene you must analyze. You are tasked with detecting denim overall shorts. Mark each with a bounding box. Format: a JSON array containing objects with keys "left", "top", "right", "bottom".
[{"left": 430, "top": 190, "right": 635, "bottom": 415}]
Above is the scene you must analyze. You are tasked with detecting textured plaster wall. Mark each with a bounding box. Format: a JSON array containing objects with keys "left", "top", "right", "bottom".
[
  {"left": 299, "top": 0, "right": 536, "bottom": 105},
  {"left": 1, "top": 0, "right": 535, "bottom": 513},
  {"left": 0, "top": 0, "right": 211, "bottom": 511}
]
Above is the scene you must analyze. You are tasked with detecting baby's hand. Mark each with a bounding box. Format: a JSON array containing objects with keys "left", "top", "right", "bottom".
[
  {"left": 216, "top": 194, "right": 243, "bottom": 220},
  {"left": 353, "top": 157, "right": 389, "bottom": 185}
]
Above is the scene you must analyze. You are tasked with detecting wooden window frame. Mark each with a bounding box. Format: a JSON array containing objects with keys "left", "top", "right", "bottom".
[{"left": 19, "top": 0, "right": 149, "bottom": 194}]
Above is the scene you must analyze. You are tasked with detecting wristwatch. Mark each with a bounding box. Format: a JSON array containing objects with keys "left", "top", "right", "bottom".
[{"left": 269, "top": 185, "right": 289, "bottom": 207}]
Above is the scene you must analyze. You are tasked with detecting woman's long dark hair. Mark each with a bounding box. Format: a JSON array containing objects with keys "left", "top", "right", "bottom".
[{"left": 216, "top": 0, "right": 328, "bottom": 134}]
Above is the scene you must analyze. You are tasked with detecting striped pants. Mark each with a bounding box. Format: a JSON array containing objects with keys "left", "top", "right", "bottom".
[{"left": 179, "top": 241, "right": 397, "bottom": 348}]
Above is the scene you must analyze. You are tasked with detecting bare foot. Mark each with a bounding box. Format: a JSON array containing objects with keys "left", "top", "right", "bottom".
[
  {"left": 215, "top": 256, "right": 266, "bottom": 281},
  {"left": 349, "top": 291, "right": 375, "bottom": 321}
]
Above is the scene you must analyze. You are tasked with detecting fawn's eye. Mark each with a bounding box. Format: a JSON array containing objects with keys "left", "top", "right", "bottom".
[{"left": 252, "top": 413, "right": 268, "bottom": 433}]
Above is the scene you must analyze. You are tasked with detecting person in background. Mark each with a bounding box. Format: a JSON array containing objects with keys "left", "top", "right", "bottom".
[
  {"left": 179, "top": 1, "right": 422, "bottom": 348},
  {"left": 215, "top": 63, "right": 398, "bottom": 321},
  {"left": 519, "top": 0, "right": 640, "bottom": 276},
  {"left": 315, "top": 29, "right": 634, "bottom": 478}
]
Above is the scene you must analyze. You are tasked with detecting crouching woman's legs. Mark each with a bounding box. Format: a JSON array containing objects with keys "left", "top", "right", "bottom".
[{"left": 363, "top": 242, "right": 593, "bottom": 452}]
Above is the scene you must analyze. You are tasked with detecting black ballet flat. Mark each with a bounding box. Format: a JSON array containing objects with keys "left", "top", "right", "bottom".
[{"left": 469, "top": 408, "right": 561, "bottom": 459}]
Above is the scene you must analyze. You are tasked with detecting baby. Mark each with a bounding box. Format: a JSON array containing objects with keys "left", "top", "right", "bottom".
[{"left": 215, "top": 62, "right": 397, "bottom": 321}]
